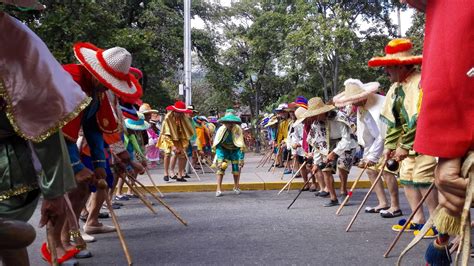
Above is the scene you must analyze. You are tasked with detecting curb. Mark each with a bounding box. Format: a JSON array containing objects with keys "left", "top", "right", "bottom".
[{"left": 133, "top": 180, "right": 390, "bottom": 193}]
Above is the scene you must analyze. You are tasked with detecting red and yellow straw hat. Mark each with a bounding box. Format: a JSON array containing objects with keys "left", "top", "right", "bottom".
[{"left": 368, "top": 38, "right": 422, "bottom": 67}]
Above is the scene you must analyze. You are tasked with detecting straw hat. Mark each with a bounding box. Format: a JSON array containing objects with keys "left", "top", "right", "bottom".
[
  {"left": 166, "top": 101, "right": 192, "bottom": 114},
  {"left": 333, "top": 79, "right": 380, "bottom": 107},
  {"left": 73, "top": 42, "right": 142, "bottom": 99},
  {"left": 187, "top": 105, "right": 199, "bottom": 114},
  {"left": 301, "top": 97, "right": 335, "bottom": 118},
  {"left": 292, "top": 107, "right": 308, "bottom": 126},
  {"left": 275, "top": 103, "right": 288, "bottom": 112},
  {"left": 1, "top": 0, "right": 44, "bottom": 10},
  {"left": 139, "top": 103, "right": 158, "bottom": 114},
  {"left": 265, "top": 116, "right": 279, "bottom": 127},
  {"left": 368, "top": 38, "right": 422, "bottom": 67},
  {"left": 125, "top": 113, "right": 150, "bottom": 131}
]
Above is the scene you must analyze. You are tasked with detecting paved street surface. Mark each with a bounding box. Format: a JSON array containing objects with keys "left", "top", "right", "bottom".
[
  {"left": 27, "top": 190, "right": 439, "bottom": 265},
  {"left": 138, "top": 152, "right": 373, "bottom": 192}
]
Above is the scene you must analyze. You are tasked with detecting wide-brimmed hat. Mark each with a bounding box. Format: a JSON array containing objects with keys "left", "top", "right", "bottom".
[
  {"left": 166, "top": 101, "right": 192, "bottom": 114},
  {"left": 333, "top": 79, "right": 380, "bottom": 107},
  {"left": 73, "top": 42, "right": 142, "bottom": 99},
  {"left": 302, "top": 97, "right": 335, "bottom": 118},
  {"left": 218, "top": 109, "right": 242, "bottom": 124},
  {"left": 275, "top": 103, "right": 288, "bottom": 112},
  {"left": 368, "top": 38, "right": 422, "bottom": 67},
  {"left": 187, "top": 105, "right": 199, "bottom": 113},
  {"left": 139, "top": 103, "right": 158, "bottom": 114},
  {"left": 129, "top": 67, "right": 143, "bottom": 79},
  {"left": 295, "top": 96, "right": 308, "bottom": 109},
  {"left": 1, "top": 0, "right": 44, "bottom": 10},
  {"left": 125, "top": 113, "right": 150, "bottom": 131},
  {"left": 293, "top": 107, "right": 308, "bottom": 126},
  {"left": 119, "top": 102, "right": 139, "bottom": 121},
  {"left": 287, "top": 102, "right": 298, "bottom": 111},
  {"left": 264, "top": 116, "right": 279, "bottom": 127}
]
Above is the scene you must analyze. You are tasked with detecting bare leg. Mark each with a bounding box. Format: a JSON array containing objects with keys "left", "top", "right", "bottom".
[
  {"left": 233, "top": 174, "right": 240, "bottom": 189},
  {"left": 315, "top": 170, "right": 326, "bottom": 191},
  {"left": 366, "top": 169, "right": 389, "bottom": 209},
  {"left": 170, "top": 154, "right": 177, "bottom": 176},
  {"left": 177, "top": 156, "right": 186, "bottom": 178},
  {"left": 420, "top": 185, "right": 438, "bottom": 217},
  {"left": 323, "top": 171, "right": 337, "bottom": 201},
  {"left": 85, "top": 190, "right": 106, "bottom": 227},
  {"left": 338, "top": 168, "right": 349, "bottom": 195},
  {"left": 115, "top": 177, "right": 125, "bottom": 196},
  {"left": 163, "top": 154, "right": 171, "bottom": 176},
  {"left": 383, "top": 172, "right": 401, "bottom": 212},
  {"left": 216, "top": 174, "right": 224, "bottom": 192},
  {"left": 404, "top": 185, "right": 425, "bottom": 224}
]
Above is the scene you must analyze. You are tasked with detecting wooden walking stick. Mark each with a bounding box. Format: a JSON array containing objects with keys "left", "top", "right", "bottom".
[
  {"left": 280, "top": 152, "right": 291, "bottom": 180},
  {"left": 46, "top": 221, "right": 59, "bottom": 266},
  {"left": 278, "top": 161, "right": 307, "bottom": 195},
  {"left": 257, "top": 150, "right": 271, "bottom": 168},
  {"left": 346, "top": 160, "right": 387, "bottom": 232},
  {"left": 184, "top": 152, "right": 201, "bottom": 180},
  {"left": 144, "top": 168, "right": 165, "bottom": 198},
  {"left": 271, "top": 145, "right": 283, "bottom": 173},
  {"left": 287, "top": 179, "right": 311, "bottom": 209},
  {"left": 263, "top": 149, "right": 275, "bottom": 168},
  {"left": 133, "top": 179, "right": 188, "bottom": 226},
  {"left": 383, "top": 182, "right": 435, "bottom": 258},
  {"left": 336, "top": 166, "right": 368, "bottom": 215},
  {"left": 123, "top": 177, "right": 157, "bottom": 214},
  {"left": 99, "top": 180, "right": 133, "bottom": 265}
]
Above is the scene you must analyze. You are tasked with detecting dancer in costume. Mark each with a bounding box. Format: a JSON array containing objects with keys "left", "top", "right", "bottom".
[
  {"left": 274, "top": 103, "right": 291, "bottom": 168},
  {"left": 334, "top": 79, "right": 401, "bottom": 216},
  {"left": 0, "top": 5, "right": 90, "bottom": 264},
  {"left": 288, "top": 107, "right": 312, "bottom": 189},
  {"left": 368, "top": 38, "right": 439, "bottom": 235},
  {"left": 213, "top": 109, "right": 245, "bottom": 197},
  {"left": 158, "top": 101, "right": 194, "bottom": 182},
  {"left": 401, "top": 1, "right": 474, "bottom": 264},
  {"left": 140, "top": 103, "right": 161, "bottom": 168},
  {"left": 304, "top": 97, "right": 358, "bottom": 207},
  {"left": 61, "top": 42, "right": 142, "bottom": 256}
]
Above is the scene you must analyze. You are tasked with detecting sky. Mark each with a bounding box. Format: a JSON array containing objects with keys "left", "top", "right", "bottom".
[{"left": 191, "top": 2, "right": 415, "bottom": 36}]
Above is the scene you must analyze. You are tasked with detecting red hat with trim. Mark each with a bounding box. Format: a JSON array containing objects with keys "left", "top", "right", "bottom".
[
  {"left": 368, "top": 38, "right": 422, "bottom": 67},
  {"left": 73, "top": 42, "right": 142, "bottom": 99},
  {"left": 166, "top": 101, "right": 192, "bottom": 114}
]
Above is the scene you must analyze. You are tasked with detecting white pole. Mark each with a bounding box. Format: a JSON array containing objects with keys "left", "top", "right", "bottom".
[{"left": 184, "top": 0, "right": 192, "bottom": 105}]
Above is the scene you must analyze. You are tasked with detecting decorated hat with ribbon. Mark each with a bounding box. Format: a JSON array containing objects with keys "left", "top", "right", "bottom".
[
  {"left": 302, "top": 97, "right": 335, "bottom": 118},
  {"left": 73, "top": 42, "right": 143, "bottom": 99},
  {"left": 295, "top": 96, "right": 308, "bottom": 109},
  {"left": 368, "top": 38, "right": 422, "bottom": 67},
  {"left": 125, "top": 112, "right": 150, "bottom": 131}
]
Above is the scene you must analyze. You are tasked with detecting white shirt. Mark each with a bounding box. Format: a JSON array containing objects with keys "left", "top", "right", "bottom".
[
  {"left": 329, "top": 120, "right": 358, "bottom": 156},
  {"left": 288, "top": 123, "right": 305, "bottom": 156},
  {"left": 357, "top": 109, "right": 384, "bottom": 162}
]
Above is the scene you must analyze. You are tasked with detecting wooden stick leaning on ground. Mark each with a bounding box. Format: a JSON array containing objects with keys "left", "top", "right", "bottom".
[
  {"left": 183, "top": 152, "right": 201, "bottom": 181},
  {"left": 336, "top": 166, "right": 368, "bottom": 215},
  {"left": 287, "top": 178, "right": 312, "bottom": 210},
  {"left": 123, "top": 176, "right": 157, "bottom": 214},
  {"left": 257, "top": 149, "right": 271, "bottom": 168},
  {"left": 383, "top": 182, "right": 435, "bottom": 258},
  {"left": 133, "top": 178, "right": 188, "bottom": 226},
  {"left": 197, "top": 152, "right": 215, "bottom": 173},
  {"left": 46, "top": 221, "right": 59, "bottom": 266},
  {"left": 259, "top": 150, "right": 273, "bottom": 168},
  {"left": 286, "top": 157, "right": 298, "bottom": 192},
  {"left": 271, "top": 144, "right": 283, "bottom": 173},
  {"left": 99, "top": 179, "right": 133, "bottom": 266},
  {"left": 346, "top": 160, "right": 386, "bottom": 232},
  {"left": 144, "top": 168, "right": 164, "bottom": 198},
  {"left": 277, "top": 161, "right": 307, "bottom": 195},
  {"left": 280, "top": 151, "right": 291, "bottom": 180},
  {"left": 196, "top": 152, "right": 205, "bottom": 175}
]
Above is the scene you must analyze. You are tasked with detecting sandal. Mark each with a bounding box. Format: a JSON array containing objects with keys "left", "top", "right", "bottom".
[
  {"left": 365, "top": 206, "right": 390, "bottom": 213},
  {"left": 176, "top": 177, "right": 187, "bottom": 182},
  {"left": 380, "top": 209, "right": 403, "bottom": 218},
  {"left": 41, "top": 242, "right": 80, "bottom": 265},
  {"left": 163, "top": 175, "right": 170, "bottom": 182},
  {"left": 317, "top": 191, "right": 330, "bottom": 197}
]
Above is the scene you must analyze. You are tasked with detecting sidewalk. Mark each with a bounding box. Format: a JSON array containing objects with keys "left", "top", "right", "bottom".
[{"left": 135, "top": 153, "right": 381, "bottom": 193}]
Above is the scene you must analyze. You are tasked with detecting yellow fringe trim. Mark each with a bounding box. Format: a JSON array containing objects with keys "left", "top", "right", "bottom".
[
  {"left": 0, "top": 183, "right": 39, "bottom": 201},
  {"left": 434, "top": 207, "right": 462, "bottom": 236},
  {"left": 0, "top": 79, "right": 92, "bottom": 143}
]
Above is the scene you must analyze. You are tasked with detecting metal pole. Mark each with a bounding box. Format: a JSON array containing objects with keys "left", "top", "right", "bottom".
[{"left": 184, "top": 0, "right": 192, "bottom": 105}]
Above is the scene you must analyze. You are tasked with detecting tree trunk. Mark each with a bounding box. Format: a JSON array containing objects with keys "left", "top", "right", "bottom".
[{"left": 332, "top": 50, "right": 339, "bottom": 98}]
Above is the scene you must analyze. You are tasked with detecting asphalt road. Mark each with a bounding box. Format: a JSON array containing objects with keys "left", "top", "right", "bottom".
[{"left": 24, "top": 189, "right": 443, "bottom": 266}]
